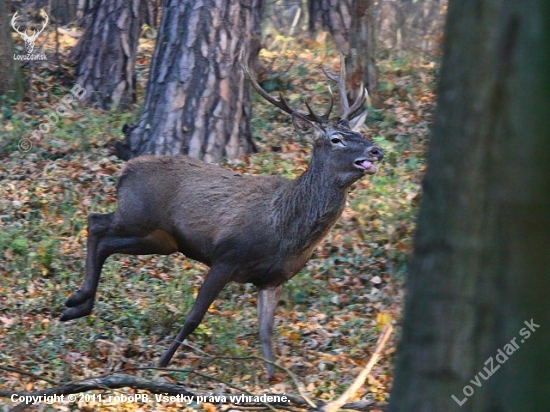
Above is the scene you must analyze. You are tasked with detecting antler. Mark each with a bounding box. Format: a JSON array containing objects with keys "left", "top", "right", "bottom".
[
  {"left": 321, "top": 54, "right": 367, "bottom": 121},
  {"left": 33, "top": 12, "right": 49, "bottom": 39},
  {"left": 11, "top": 11, "right": 25, "bottom": 36},
  {"left": 240, "top": 52, "right": 334, "bottom": 124}
]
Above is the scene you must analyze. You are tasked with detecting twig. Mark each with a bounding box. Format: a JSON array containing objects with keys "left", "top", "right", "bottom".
[
  {"left": 188, "top": 369, "right": 278, "bottom": 412},
  {"left": 321, "top": 325, "right": 393, "bottom": 412},
  {"left": 182, "top": 341, "right": 214, "bottom": 358},
  {"left": 54, "top": 3, "right": 61, "bottom": 73},
  {"left": 204, "top": 355, "right": 316, "bottom": 408},
  {"left": 0, "top": 365, "right": 58, "bottom": 385}
]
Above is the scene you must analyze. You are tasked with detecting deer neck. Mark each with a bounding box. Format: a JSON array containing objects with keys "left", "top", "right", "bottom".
[{"left": 276, "top": 150, "right": 349, "bottom": 254}]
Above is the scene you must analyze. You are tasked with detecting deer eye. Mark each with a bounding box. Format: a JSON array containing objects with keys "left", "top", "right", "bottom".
[{"left": 330, "top": 135, "right": 344, "bottom": 146}]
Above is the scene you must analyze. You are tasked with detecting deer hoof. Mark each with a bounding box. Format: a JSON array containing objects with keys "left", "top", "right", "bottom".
[
  {"left": 157, "top": 355, "right": 170, "bottom": 368},
  {"left": 60, "top": 299, "right": 94, "bottom": 321},
  {"left": 65, "top": 290, "right": 93, "bottom": 307}
]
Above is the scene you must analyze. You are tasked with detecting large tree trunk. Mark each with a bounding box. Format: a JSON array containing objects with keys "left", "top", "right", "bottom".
[
  {"left": 119, "top": 0, "right": 260, "bottom": 162},
  {"left": 0, "top": 0, "right": 24, "bottom": 103},
  {"left": 389, "top": 1, "right": 550, "bottom": 411},
  {"left": 308, "top": 0, "right": 378, "bottom": 104},
  {"left": 71, "top": 0, "right": 143, "bottom": 110}
]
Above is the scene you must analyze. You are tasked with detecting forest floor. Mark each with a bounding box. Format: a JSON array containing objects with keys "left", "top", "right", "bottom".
[{"left": 0, "top": 31, "right": 436, "bottom": 411}]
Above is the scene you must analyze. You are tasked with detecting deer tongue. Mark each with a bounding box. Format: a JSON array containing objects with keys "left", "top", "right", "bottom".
[{"left": 356, "top": 160, "right": 373, "bottom": 170}]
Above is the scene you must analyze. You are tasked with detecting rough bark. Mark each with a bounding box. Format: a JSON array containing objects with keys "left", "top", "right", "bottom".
[
  {"left": 0, "top": 0, "right": 24, "bottom": 103},
  {"left": 389, "top": 1, "right": 550, "bottom": 411},
  {"left": 120, "top": 0, "right": 260, "bottom": 163},
  {"left": 71, "top": 0, "right": 143, "bottom": 110},
  {"left": 308, "top": 0, "right": 378, "bottom": 104}
]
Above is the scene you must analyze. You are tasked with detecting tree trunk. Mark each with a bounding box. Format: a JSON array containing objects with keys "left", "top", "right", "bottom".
[
  {"left": 308, "top": 0, "right": 378, "bottom": 105},
  {"left": 348, "top": 0, "right": 378, "bottom": 104},
  {"left": 71, "top": 0, "right": 143, "bottom": 110},
  {"left": 119, "top": 0, "right": 260, "bottom": 163},
  {"left": 389, "top": 1, "right": 550, "bottom": 411},
  {"left": 0, "top": 0, "right": 24, "bottom": 103},
  {"left": 49, "top": 0, "right": 79, "bottom": 25}
]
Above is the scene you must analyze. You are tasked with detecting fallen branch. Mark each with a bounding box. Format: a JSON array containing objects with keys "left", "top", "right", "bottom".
[
  {"left": 321, "top": 325, "right": 393, "bottom": 412},
  {"left": 202, "top": 354, "right": 316, "bottom": 408},
  {"left": 0, "top": 371, "right": 386, "bottom": 411},
  {"left": 0, "top": 373, "right": 193, "bottom": 412}
]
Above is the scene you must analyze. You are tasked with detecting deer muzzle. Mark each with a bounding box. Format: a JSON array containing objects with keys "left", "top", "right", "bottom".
[{"left": 355, "top": 146, "right": 384, "bottom": 174}]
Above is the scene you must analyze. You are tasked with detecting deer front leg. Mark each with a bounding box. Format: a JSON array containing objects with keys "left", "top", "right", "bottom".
[
  {"left": 258, "top": 285, "right": 283, "bottom": 379},
  {"left": 158, "top": 263, "right": 234, "bottom": 367}
]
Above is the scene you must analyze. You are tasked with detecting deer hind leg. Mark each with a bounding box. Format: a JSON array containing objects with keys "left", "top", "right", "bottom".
[
  {"left": 60, "top": 212, "right": 178, "bottom": 321},
  {"left": 158, "top": 263, "right": 234, "bottom": 367},
  {"left": 258, "top": 285, "right": 283, "bottom": 379}
]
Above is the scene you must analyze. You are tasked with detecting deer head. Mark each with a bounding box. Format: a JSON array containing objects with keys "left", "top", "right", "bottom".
[{"left": 241, "top": 54, "right": 382, "bottom": 187}]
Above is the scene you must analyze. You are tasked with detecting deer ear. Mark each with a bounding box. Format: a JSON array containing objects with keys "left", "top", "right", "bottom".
[
  {"left": 349, "top": 109, "right": 368, "bottom": 132},
  {"left": 292, "top": 113, "right": 323, "bottom": 140}
]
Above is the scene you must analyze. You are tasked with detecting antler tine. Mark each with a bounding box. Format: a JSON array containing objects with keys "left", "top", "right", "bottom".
[
  {"left": 321, "top": 56, "right": 350, "bottom": 118},
  {"left": 303, "top": 98, "right": 325, "bottom": 124},
  {"left": 37, "top": 12, "right": 49, "bottom": 35},
  {"left": 240, "top": 51, "right": 331, "bottom": 124},
  {"left": 322, "top": 90, "right": 334, "bottom": 120},
  {"left": 337, "top": 54, "right": 350, "bottom": 115},
  {"left": 346, "top": 85, "right": 367, "bottom": 119},
  {"left": 321, "top": 54, "right": 367, "bottom": 120},
  {"left": 240, "top": 55, "right": 294, "bottom": 117},
  {"left": 11, "top": 11, "right": 24, "bottom": 35}
]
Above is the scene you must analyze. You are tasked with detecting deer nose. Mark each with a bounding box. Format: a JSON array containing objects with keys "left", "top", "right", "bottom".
[{"left": 368, "top": 146, "right": 384, "bottom": 160}]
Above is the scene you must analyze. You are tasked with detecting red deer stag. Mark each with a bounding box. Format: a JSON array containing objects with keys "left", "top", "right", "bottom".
[{"left": 60, "top": 56, "right": 384, "bottom": 379}]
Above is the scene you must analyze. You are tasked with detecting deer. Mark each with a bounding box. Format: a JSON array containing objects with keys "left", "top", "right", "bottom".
[{"left": 60, "top": 56, "right": 384, "bottom": 379}]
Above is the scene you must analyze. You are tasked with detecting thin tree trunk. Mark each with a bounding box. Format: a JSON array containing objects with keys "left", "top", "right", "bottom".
[
  {"left": 0, "top": 0, "right": 24, "bottom": 103},
  {"left": 308, "top": 0, "right": 379, "bottom": 105},
  {"left": 49, "top": 0, "right": 79, "bottom": 25},
  {"left": 71, "top": 0, "right": 143, "bottom": 110},
  {"left": 389, "top": 0, "right": 550, "bottom": 410},
  {"left": 119, "top": 0, "right": 260, "bottom": 163},
  {"left": 348, "top": 0, "right": 378, "bottom": 104}
]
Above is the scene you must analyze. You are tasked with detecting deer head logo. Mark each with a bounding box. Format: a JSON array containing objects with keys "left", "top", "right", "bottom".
[{"left": 11, "top": 11, "right": 49, "bottom": 54}]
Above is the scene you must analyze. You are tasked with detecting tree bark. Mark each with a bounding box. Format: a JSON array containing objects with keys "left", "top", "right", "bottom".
[
  {"left": 389, "top": 1, "right": 550, "bottom": 411},
  {"left": 0, "top": 0, "right": 24, "bottom": 103},
  {"left": 71, "top": 0, "right": 144, "bottom": 110},
  {"left": 119, "top": 0, "right": 260, "bottom": 162},
  {"left": 308, "top": 0, "right": 378, "bottom": 105},
  {"left": 348, "top": 0, "right": 378, "bottom": 104}
]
